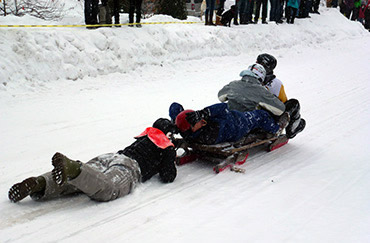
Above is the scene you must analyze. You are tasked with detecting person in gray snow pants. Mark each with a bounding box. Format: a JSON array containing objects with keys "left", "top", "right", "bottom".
[
  {"left": 31, "top": 153, "right": 141, "bottom": 202},
  {"left": 8, "top": 119, "right": 178, "bottom": 203}
]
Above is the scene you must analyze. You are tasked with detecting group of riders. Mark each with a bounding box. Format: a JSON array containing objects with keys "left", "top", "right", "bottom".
[{"left": 8, "top": 53, "right": 306, "bottom": 204}]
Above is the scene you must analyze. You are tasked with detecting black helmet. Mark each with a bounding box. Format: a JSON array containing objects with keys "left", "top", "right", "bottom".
[
  {"left": 256, "top": 53, "right": 277, "bottom": 74},
  {"left": 153, "top": 118, "right": 178, "bottom": 134}
]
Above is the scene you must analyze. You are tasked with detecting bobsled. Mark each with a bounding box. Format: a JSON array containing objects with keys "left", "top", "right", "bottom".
[{"left": 175, "top": 132, "right": 289, "bottom": 173}]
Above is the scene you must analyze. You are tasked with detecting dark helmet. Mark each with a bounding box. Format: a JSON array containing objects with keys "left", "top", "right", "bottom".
[
  {"left": 175, "top": 109, "right": 194, "bottom": 132},
  {"left": 256, "top": 53, "right": 277, "bottom": 74},
  {"left": 153, "top": 118, "right": 178, "bottom": 134}
]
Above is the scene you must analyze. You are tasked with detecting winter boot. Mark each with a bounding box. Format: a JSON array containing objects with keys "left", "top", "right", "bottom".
[
  {"left": 114, "top": 14, "right": 120, "bottom": 27},
  {"left": 136, "top": 16, "right": 142, "bottom": 28},
  {"left": 51, "top": 152, "right": 81, "bottom": 186},
  {"left": 286, "top": 118, "right": 306, "bottom": 138},
  {"left": 240, "top": 13, "right": 248, "bottom": 24},
  {"left": 8, "top": 176, "right": 46, "bottom": 203},
  {"left": 234, "top": 14, "right": 239, "bottom": 25},
  {"left": 209, "top": 12, "right": 216, "bottom": 26},
  {"left": 205, "top": 12, "right": 209, "bottom": 25}
]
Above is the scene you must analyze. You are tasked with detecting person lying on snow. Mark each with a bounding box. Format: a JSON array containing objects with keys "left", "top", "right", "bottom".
[
  {"left": 8, "top": 118, "right": 177, "bottom": 203},
  {"left": 169, "top": 102, "right": 289, "bottom": 145},
  {"left": 218, "top": 62, "right": 304, "bottom": 139},
  {"left": 255, "top": 53, "right": 306, "bottom": 139}
]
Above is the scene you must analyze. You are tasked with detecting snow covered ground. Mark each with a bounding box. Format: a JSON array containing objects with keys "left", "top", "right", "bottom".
[{"left": 1, "top": 3, "right": 370, "bottom": 243}]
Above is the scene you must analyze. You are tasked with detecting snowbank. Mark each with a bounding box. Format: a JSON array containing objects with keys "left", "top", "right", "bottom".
[{"left": 0, "top": 7, "right": 368, "bottom": 93}]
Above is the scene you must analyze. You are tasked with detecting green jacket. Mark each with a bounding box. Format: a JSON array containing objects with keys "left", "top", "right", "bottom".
[{"left": 355, "top": 0, "right": 362, "bottom": 8}]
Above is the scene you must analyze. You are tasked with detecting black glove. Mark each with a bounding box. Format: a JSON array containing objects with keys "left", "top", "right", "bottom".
[{"left": 185, "top": 109, "right": 210, "bottom": 127}]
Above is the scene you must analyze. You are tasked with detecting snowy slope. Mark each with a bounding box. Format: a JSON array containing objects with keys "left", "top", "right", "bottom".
[{"left": 1, "top": 4, "right": 370, "bottom": 243}]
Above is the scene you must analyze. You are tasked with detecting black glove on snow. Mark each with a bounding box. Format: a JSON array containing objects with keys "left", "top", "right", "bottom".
[{"left": 185, "top": 109, "right": 210, "bottom": 127}]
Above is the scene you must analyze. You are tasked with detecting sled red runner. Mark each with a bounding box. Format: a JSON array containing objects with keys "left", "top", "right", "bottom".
[{"left": 176, "top": 132, "right": 289, "bottom": 173}]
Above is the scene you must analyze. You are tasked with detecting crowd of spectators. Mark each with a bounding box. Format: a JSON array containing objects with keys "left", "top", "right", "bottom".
[
  {"left": 84, "top": 0, "right": 370, "bottom": 31},
  {"left": 333, "top": 0, "right": 370, "bottom": 30},
  {"left": 208, "top": 0, "right": 369, "bottom": 29},
  {"left": 210, "top": 0, "right": 321, "bottom": 25}
]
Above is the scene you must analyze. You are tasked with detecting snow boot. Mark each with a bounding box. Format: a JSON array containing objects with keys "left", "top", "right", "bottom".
[
  {"left": 51, "top": 152, "right": 81, "bottom": 186},
  {"left": 209, "top": 12, "right": 216, "bottom": 26},
  {"left": 240, "top": 13, "right": 248, "bottom": 24},
  {"left": 286, "top": 119, "right": 306, "bottom": 139},
  {"left": 8, "top": 176, "right": 46, "bottom": 203}
]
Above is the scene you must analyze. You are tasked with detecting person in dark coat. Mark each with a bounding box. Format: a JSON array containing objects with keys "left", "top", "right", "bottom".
[
  {"left": 129, "top": 0, "right": 143, "bottom": 27},
  {"left": 364, "top": 0, "right": 370, "bottom": 30},
  {"left": 85, "top": 0, "right": 99, "bottom": 25},
  {"left": 254, "top": 0, "right": 269, "bottom": 23},
  {"left": 8, "top": 119, "right": 177, "bottom": 203},
  {"left": 169, "top": 102, "right": 285, "bottom": 145}
]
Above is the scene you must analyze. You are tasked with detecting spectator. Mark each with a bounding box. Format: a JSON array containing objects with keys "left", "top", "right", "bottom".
[
  {"left": 352, "top": 0, "right": 362, "bottom": 20},
  {"left": 270, "top": 0, "right": 284, "bottom": 23},
  {"left": 98, "top": 0, "right": 112, "bottom": 26},
  {"left": 312, "top": 0, "right": 320, "bottom": 13},
  {"left": 344, "top": 0, "right": 355, "bottom": 19},
  {"left": 255, "top": 0, "right": 269, "bottom": 23},
  {"left": 238, "top": 0, "right": 248, "bottom": 24},
  {"left": 129, "top": 0, "right": 143, "bottom": 27},
  {"left": 286, "top": 0, "right": 300, "bottom": 23},
  {"left": 298, "top": 0, "right": 312, "bottom": 18},
  {"left": 234, "top": 0, "right": 240, "bottom": 25},
  {"left": 246, "top": 0, "right": 257, "bottom": 23},
  {"left": 205, "top": 0, "right": 217, "bottom": 25},
  {"left": 358, "top": 0, "right": 369, "bottom": 24},
  {"left": 365, "top": 0, "right": 370, "bottom": 30},
  {"left": 112, "top": 0, "right": 121, "bottom": 26},
  {"left": 85, "top": 0, "right": 99, "bottom": 26}
]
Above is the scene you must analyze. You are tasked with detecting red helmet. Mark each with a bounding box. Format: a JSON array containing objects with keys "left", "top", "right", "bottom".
[{"left": 175, "top": 109, "right": 194, "bottom": 132}]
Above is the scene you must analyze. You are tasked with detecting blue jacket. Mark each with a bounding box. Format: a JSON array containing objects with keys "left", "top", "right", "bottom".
[
  {"left": 287, "top": 0, "right": 299, "bottom": 9},
  {"left": 170, "top": 102, "right": 279, "bottom": 145},
  {"left": 205, "top": 103, "right": 253, "bottom": 143}
]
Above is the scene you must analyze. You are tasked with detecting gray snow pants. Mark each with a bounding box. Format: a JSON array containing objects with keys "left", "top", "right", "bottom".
[{"left": 31, "top": 153, "right": 141, "bottom": 202}]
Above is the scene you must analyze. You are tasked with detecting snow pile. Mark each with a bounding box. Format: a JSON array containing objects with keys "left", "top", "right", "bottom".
[{"left": 0, "top": 7, "right": 367, "bottom": 93}]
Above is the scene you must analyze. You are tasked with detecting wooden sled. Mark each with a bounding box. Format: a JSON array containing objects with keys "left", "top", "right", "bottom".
[{"left": 176, "top": 132, "right": 289, "bottom": 173}]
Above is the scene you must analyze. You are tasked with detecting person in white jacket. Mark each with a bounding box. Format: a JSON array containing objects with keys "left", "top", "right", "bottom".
[{"left": 256, "top": 53, "right": 306, "bottom": 139}]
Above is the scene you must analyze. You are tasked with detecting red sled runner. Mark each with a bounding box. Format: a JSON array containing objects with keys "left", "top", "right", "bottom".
[{"left": 175, "top": 132, "right": 289, "bottom": 173}]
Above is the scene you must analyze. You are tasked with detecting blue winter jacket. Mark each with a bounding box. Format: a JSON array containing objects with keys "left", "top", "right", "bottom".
[
  {"left": 287, "top": 0, "right": 299, "bottom": 9},
  {"left": 205, "top": 103, "right": 254, "bottom": 143},
  {"left": 170, "top": 102, "right": 279, "bottom": 145}
]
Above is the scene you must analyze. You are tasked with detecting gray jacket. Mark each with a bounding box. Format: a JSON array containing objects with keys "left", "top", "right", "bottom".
[{"left": 218, "top": 73, "right": 285, "bottom": 116}]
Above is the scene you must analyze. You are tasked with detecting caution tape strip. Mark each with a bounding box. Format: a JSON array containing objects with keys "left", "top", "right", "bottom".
[{"left": 0, "top": 21, "right": 201, "bottom": 28}]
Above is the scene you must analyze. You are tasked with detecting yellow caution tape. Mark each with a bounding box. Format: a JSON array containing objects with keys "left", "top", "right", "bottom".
[{"left": 0, "top": 21, "right": 201, "bottom": 28}]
